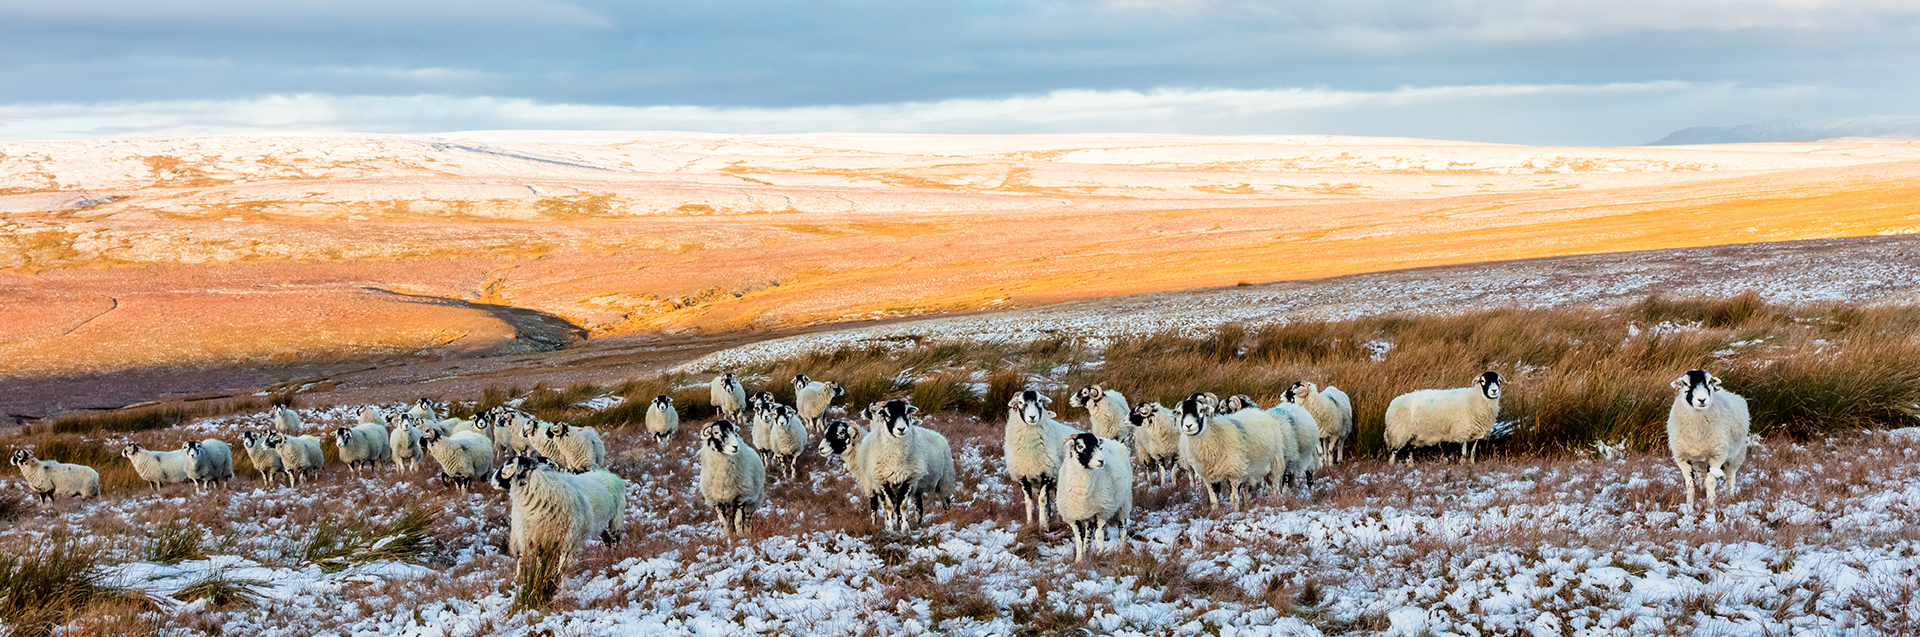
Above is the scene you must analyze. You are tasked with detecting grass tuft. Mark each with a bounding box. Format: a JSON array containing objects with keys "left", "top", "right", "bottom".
[
  {"left": 170, "top": 568, "right": 268, "bottom": 608},
  {"left": 0, "top": 532, "right": 156, "bottom": 637},
  {"left": 143, "top": 522, "right": 206, "bottom": 565}
]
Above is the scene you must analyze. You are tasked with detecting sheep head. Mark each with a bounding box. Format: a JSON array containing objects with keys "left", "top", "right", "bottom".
[
  {"left": 652, "top": 395, "right": 673, "bottom": 409},
  {"left": 1066, "top": 433, "right": 1104, "bottom": 469},
  {"left": 792, "top": 374, "right": 811, "bottom": 389},
  {"left": 120, "top": 441, "right": 145, "bottom": 457},
  {"left": 878, "top": 400, "right": 918, "bottom": 437},
  {"left": 1008, "top": 390, "right": 1052, "bottom": 425},
  {"left": 1672, "top": 369, "right": 1720, "bottom": 410},
  {"left": 1477, "top": 372, "right": 1503, "bottom": 400},
  {"left": 10, "top": 450, "right": 32, "bottom": 466},
  {"left": 703, "top": 420, "right": 743, "bottom": 455},
  {"left": 1177, "top": 397, "right": 1214, "bottom": 436}
]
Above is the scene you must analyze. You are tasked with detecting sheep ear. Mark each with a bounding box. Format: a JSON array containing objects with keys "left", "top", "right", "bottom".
[
  {"left": 1670, "top": 376, "right": 1690, "bottom": 392},
  {"left": 1006, "top": 396, "right": 1023, "bottom": 408},
  {"left": 1707, "top": 375, "right": 1722, "bottom": 390},
  {"left": 907, "top": 405, "right": 920, "bottom": 415},
  {"left": 1038, "top": 394, "right": 1052, "bottom": 405}
]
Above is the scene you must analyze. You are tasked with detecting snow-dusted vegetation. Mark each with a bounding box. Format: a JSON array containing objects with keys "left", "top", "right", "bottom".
[{"left": 6, "top": 295, "right": 1920, "bottom": 635}]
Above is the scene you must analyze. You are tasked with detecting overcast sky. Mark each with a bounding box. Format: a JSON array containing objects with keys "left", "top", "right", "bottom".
[{"left": 3, "top": 0, "right": 1917, "bottom": 145}]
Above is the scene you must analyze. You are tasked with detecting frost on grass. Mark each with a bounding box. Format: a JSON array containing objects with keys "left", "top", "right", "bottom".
[{"left": 5, "top": 407, "right": 1920, "bottom": 635}]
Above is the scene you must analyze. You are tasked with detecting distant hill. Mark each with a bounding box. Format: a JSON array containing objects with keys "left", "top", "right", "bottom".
[{"left": 1649, "top": 116, "right": 1920, "bottom": 145}]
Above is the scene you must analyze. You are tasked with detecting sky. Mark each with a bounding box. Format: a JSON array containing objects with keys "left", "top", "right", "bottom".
[{"left": 2, "top": 0, "right": 1918, "bottom": 145}]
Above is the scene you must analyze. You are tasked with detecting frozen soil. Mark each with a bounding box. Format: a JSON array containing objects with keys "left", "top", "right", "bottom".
[{"left": 7, "top": 404, "right": 1920, "bottom": 636}]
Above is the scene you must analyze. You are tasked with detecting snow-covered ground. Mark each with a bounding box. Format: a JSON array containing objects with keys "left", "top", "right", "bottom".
[{"left": 7, "top": 404, "right": 1920, "bottom": 636}]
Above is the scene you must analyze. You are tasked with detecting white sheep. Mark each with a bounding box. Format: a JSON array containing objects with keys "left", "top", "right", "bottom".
[
  {"left": 183, "top": 439, "right": 235, "bottom": 492},
  {"left": 1668, "top": 369, "right": 1752, "bottom": 509},
  {"left": 1129, "top": 401, "right": 1185, "bottom": 487},
  {"left": 10, "top": 450, "right": 100, "bottom": 503},
  {"left": 334, "top": 423, "right": 392, "bottom": 475},
  {"left": 1225, "top": 395, "right": 1319, "bottom": 489},
  {"left": 272, "top": 406, "right": 304, "bottom": 435},
  {"left": 1004, "top": 389, "right": 1085, "bottom": 530},
  {"left": 121, "top": 441, "right": 194, "bottom": 493},
  {"left": 752, "top": 403, "right": 810, "bottom": 481},
  {"left": 1069, "top": 385, "right": 1133, "bottom": 444},
  {"left": 645, "top": 395, "right": 679, "bottom": 445},
  {"left": 817, "top": 419, "right": 885, "bottom": 521},
  {"left": 491, "top": 454, "right": 626, "bottom": 568},
  {"left": 1285, "top": 381, "right": 1355, "bottom": 464},
  {"left": 539, "top": 423, "right": 606, "bottom": 473},
  {"left": 698, "top": 420, "right": 767, "bottom": 538},
  {"left": 389, "top": 413, "right": 425, "bottom": 471},
  {"left": 1384, "top": 372, "right": 1503, "bottom": 464},
  {"left": 358, "top": 406, "right": 389, "bottom": 427},
  {"left": 1057, "top": 433, "right": 1132, "bottom": 561},
  {"left": 792, "top": 375, "right": 846, "bottom": 434},
  {"left": 862, "top": 400, "right": 958, "bottom": 531},
  {"left": 264, "top": 432, "right": 325, "bottom": 486},
  {"left": 477, "top": 406, "right": 536, "bottom": 456},
  {"left": 407, "top": 398, "right": 437, "bottom": 422},
  {"left": 238, "top": 431, "right": 285, "bottom": 485},
  {"left": 421, "top": 429, "right": 494, "bottom": 493},
  {"left": 1176, "top": 395, "right": 1286, "bottom": 512},
  {"left": 711, "top": 373, "right": 748, "bottom": 421}
]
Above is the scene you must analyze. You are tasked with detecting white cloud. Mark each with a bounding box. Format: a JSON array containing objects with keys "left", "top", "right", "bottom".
[{"left": 0, "top": 82, "right": 1711, "bottom": 142}]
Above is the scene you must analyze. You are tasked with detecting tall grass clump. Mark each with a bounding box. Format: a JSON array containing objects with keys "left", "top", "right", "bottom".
[
  {"left": 49, "top": 393, "right": 295, "bottom": 435},
  {"left": 296, "top": 506, "right": 439, "bottom": 574},
  {"left": 0, "top": 532, "right": 155, "bottom": 636},
  {"left": 142, "top": 522, "right": 206, "bottom": 565},
  {"left": 699, "top": 294, "right": 1920, "bottom": 458},
  {"left": 512, "top": 543, "right": 567, "bottom": 612}
]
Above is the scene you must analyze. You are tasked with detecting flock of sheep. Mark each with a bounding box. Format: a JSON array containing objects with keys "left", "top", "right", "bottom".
[{"left": 7, "top": 366, "right": 1753, "bottom": 572}]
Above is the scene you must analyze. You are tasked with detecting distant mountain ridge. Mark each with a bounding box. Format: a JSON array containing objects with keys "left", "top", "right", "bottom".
[{"left": 1649, "top": 116, "right": 1920, "bottom": 145}]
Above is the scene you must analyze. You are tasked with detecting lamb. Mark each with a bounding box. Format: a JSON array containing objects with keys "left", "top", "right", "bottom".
[
  {"left": 1176, "top": 395, "right": 1286, "bottom": 512},
  {"left": 182, "top": 439, "right": 235, "bottom": 492},
  {"left": 1667, "top": 369, "right": 1752, "bottom": 509},
  {"left": 862, "top": 400, "right": 958, "bottom": 531},
  {"left": 645, "top": 395, "right": 680, "bottom": 445},
  {"left": 264, "top": 432, "right": 325, "bottom": 486},
  {"left": 698, "top": 420, "right": 767, "bottom": 538},
  {"left": 1004, "top": 389, "right": 1086, "bottom": 530},
  {"left": 1069, "top": 385, "right": 1133, "bottom": 444},
  {"left": 490, "top": 454, "right": 627, "bottom": 568},
  {"left": 1129, "top": 401, "right": 1185, "bottom": 487},
  {"left": 239, "top": 431, "right": 285, "bottom": 485},
  {"left": 1057, "top": 433, "right": 1132, "bottom": 561},
  {"left": 389, "top": 414, "right": 425, "bottom": 471},
  {"left": 710, "top": 373, "right": 748, "bottom": 421},
  {"left": 10, "top": 450, "right": 100, "bottom": 503},
  {"left": 120, "top": 441, "right": 194, "bottom": 493},
  {"left": 1384, "top": 372, "right": 1503, "bottom": 464},
  {"left": 271, "top": 406, "right": 304, "bottom": 435},
  {"left": 334, "top": 423, "right": 392, "bottom": 475},
  {"left": 539, "top": 423, "right": 607, "bottom": 473},
  {"left": 752, "top": 403, "right": 810, "bottom": 481},
  {"left": 1285, "top": 381, "right": 1355, "bottom": 464},
  {"left": 421, "top": 429, "right": 495, "bottom": 493},
  {"left": 791, "top": 374, "right": 846, "bottom": 434}
]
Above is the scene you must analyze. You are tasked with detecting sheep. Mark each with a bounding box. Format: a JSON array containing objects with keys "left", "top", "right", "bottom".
[
  {"left": 1069, "top": 385, "right": 1133, "bottom": 444},
  {"left": 490, "top": 454, "right": 627, "bottom": 568},
  {"left": 711, "top": 373, "right": 748, "bottom": 421},
  {"left": 421, "top": 428, "right": 495, "bottom": 493},
  {"left": 121, "top": 441, "right": 194, "bottom": 493},
  {"left": 751, "top": 403, "right": 810, "bottom": 481},
  {"left": 1224, "top": 395, "right": 1319, "bottom": 489},
  {"left": 357, "top": 406, "right": 389, "bottom": 427},
  {"left": 1285, "top": 381, "right": 1355, "bottom": 464},
  {"left": 1668, "top": 369, "right": 1752, "bottom": 509},
  {"left": 408, "top": 398, "right": 437, "bottom": 422},
  {"left": 1057, "top": 433, "right": 1132, "bottom": 561},
  {"left": 792, "top": 375, "right": 846, "bottom": 434},
  {"left": 1129, "top": 401, "right": 1185, "bottom": 487},
  {"left": 862, "top": 400, "right": 958, "bottom": 531},
  {"left": 1384, "top": 372, "right": 1503, "bottom": 464},
  {"left": 272, "top": 406, "right": 304, "bottom": 435},
  {"left": 389, "top": 413, "right": 425, "bottom": 471},
  {"left": 10, "top": 450, "right": 100, "bottom": 503},
  {"left": 1004, "top": 389, "right": 1086, "bottom": 530},
  {"left": 182, "top": 439, "right": 235, "bottom": 492},
  {"left": 477, "top": 406, "right": 537, "bottom": 456},
  {"left": 817, "top": 419, "right": 883, "bottom": 519},
  {"left": 698, "top": 420, "right": 767, "bottom": 538},
  {"left": 264, "top": 432, "right": 325, "bottom": 486},
  {"left": 334, "top": 423, "right": 392, "bottom": 475},
  {"left": 539, "top": 423, "right": 607, "bottom": 473},
  {"left": 645, "top": 395, "right": 679, "bottom": 445},
  {"left": 1176, "top": 395, "right": 1286, "bottom": 512},
  {"left": 238, "top": 431, "right": 285, "bottom": 485}
]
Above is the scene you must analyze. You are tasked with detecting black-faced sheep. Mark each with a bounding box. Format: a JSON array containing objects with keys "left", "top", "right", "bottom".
[
  {"left": 10, "top": 450, "right": 100, "bottom": 503},
  {"left": 710, "top": 373, "right": 748, "bottom": 422},
  {"left": 183, "top": 439, "right": 235, "bottom": 492},
  {"left": 862, "top": 400, "right": 957, "bottom": 531},
  {"left": 1070, "top": 385, "right": 1133, "bottom": 445},
  {"left": 1384, "top": 372, "right": 1503, "bottom": 464},
  {"left": 1285, "top": 381, "right": 1354, "bottom": 464},
  {"left": 121, "top": 441, "right": 194, "bottom": 493},
  {"left": 698, "top": 420, "right": 766, "bottom": 538},
  {"left": 1668, "top": 369, "right": 1751, "bottom": 509},
  {"left": 421, "top": 429, "right": 493, "bottom": 493},
  {"left": 1058, "top": 433, "right": 1131, "bottom": 561},
  {"left": 1129, "top": 401, "right": 1184, "bottom": 487},
  {"left": 264, "top": 432, "right": 325, "bottom": 486},
  {"left": 1004, "top": 389, "right": 1085, "bottom": 530},
  {"left": 645, "top": 395, "right": 679, "bottom": 445},
  {"left": 792, "top": 374, "right": 846, "bottom": 434}
]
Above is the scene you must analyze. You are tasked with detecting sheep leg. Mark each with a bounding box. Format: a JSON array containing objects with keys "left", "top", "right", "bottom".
[
  {"left": 1018, "top": 479, "right": 1035, "bottom": 526},
  {"left": 1095, "top": 518, "right": 1108, "bottom": 555},
  {"left": 1303, "top": 469, "right": 1314, "bottom": 489},
  {"left": 1674, "top": 458, "right": 1696, "bottom": 508},
  {"left": 1706, "top": 460, "right": 1725, "bottom": 509},
  {"left": 1040, "top": 480, "right": 1055, "bottom": 531}
]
